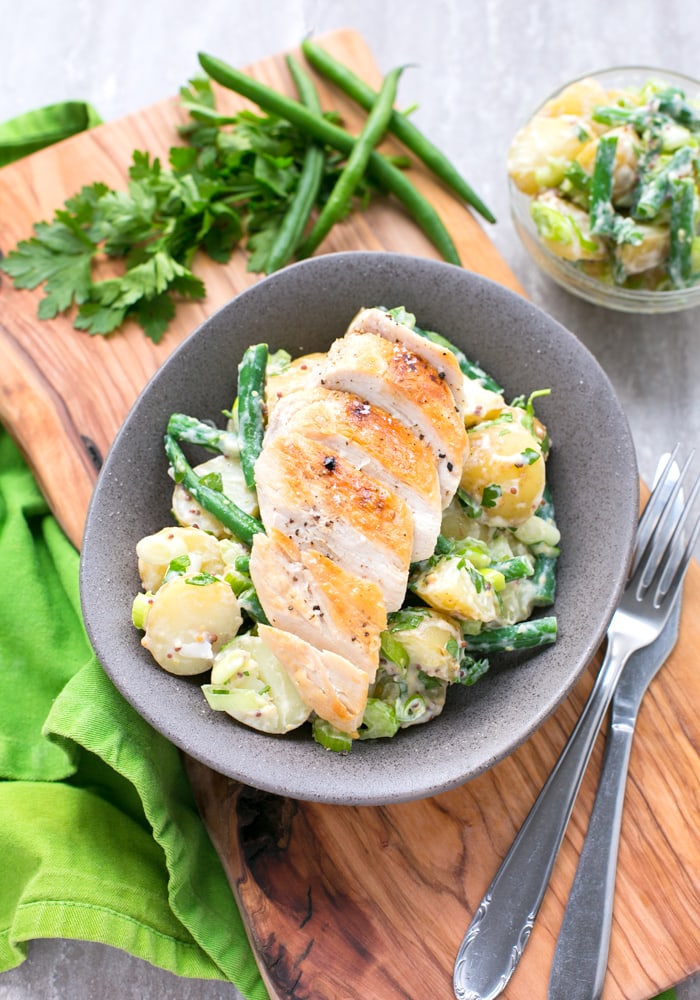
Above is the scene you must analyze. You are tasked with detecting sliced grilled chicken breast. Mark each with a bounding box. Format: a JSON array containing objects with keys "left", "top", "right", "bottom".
[
  {"left": 265, "top": 352, "right": 326, "bottom": 415},
  {"left": 265, "top": 387, "right": 441, "bottom": 561},
  {"left": 258, "top": 624, "right": 368, "bottom": 734},
  {"left": 318, "top": 331, "right": 468, "bottom": 506},
  {"left": 249, "top": 529, "right": 386, "bottom": 678},
  {"left": 346, "top": 306, "right": 468, "bottom": 416},
  {"left": 254, "top": 431, "right": 413, "bottom": 611}
]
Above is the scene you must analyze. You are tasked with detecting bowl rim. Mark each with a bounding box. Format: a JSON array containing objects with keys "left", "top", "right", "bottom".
[{"left": 80, "top": 251, "right": 640, "bottom": 804}]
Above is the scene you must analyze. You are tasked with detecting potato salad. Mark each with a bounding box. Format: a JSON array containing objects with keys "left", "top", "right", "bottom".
[
  {"left": 132, "top": 306, "right": 559, "bottom": 752},
  {"left": 508, "top": 75, "right": 700, "bottom": 290}
]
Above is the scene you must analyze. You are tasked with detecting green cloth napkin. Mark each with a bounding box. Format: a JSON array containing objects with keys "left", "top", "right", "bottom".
[
  {"left": 0, "top": 101, "right": 103, "bottom": 167},
  {"left": 0, "top": 428, "right": 266, "bottom": 999}
]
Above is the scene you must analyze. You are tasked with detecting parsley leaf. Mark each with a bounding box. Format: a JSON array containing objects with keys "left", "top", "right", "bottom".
[{"left": 0, "top": 76, "right": 356, "bottom": 341}]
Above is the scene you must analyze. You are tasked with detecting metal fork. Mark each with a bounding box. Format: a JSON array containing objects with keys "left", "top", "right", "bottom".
[
  {"left": 453, "top": 448, "right": 700, "bottom": 1000},
  {"left": 547, "top": 454, "right": 685, "bottom": 1000}
]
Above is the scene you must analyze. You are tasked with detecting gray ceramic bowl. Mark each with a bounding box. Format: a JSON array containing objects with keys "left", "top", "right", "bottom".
[{"left": 80, "top": 252, "right": 639, "bottom": 805}]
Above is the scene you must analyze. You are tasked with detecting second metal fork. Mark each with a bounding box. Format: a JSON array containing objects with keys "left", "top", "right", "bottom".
[{"left": 453, "top": 448, "right": 700, "bottom": 1000}]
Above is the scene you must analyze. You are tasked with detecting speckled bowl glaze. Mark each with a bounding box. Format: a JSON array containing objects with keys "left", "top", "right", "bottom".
[{"left": 80, "top": 252, "right": 639, "bottom": 805}]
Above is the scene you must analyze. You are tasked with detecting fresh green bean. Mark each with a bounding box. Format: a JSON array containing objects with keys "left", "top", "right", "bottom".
[
  {"left": 164, "top": 434, "right": 264, "bottom": 545},
  {"left": 300, "top": 38, "right": 496, "bottom": 223},
  {"left": 668, "top": 176, "right": 696, "bottom": 287},
  {"left": 462, "top": 616, "right": 557, "bottom": 653},
  {"left": 236, "top": 343, "right": 268, "bottom": 489},
  {"left": 297, "top": 65, "right": 404, "bottom": 258},
  {"left": 166, "top": 412, "right": 239, "bottom": 455},
  {"left": 198, "top": 52, "right": 460, "bottom": 265},
  {"left": 264, "top": 56, "right": 326, "bottom": 273}
]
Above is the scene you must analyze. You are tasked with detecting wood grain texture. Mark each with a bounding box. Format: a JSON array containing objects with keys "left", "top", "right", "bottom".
[{"left": 1, "top": 28, "right": 698, "bottom": 1000}]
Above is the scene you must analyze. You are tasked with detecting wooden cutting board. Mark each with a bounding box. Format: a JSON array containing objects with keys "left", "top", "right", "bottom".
[{"left": 1, "top": 29, "right": 698, "bottom": 1000}]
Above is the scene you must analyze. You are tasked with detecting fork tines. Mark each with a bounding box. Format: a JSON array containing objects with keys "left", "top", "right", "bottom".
[{"left": 630, "top": 447, "right": 700, "bottom": 607}]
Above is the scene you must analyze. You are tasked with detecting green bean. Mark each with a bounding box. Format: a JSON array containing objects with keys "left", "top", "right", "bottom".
[
  {"left": 531, "top": 554, "right": 558, "bottom": 607},
  {"left": 197, "top": 51, "right": 460, "bottom": 265},
  {"left": 595, "top": 87, "right": 700, "bottom": 134},
  {"left": 592, "top": 104, "right": 665, "bottom": 132},
  {"left": 297, "top": 65, "right": 404, "bottom": 258},
  {"left": 668, "top": 176, "right": 696, "bottom": 287},
  {"left": 264, "top": 56, "right": 325, "bottom": 274},
  {"left": 529, "top": 485, "right": 559, "bottom": 607},
  {"left": 455, "top": 653, "right": 490, "bottom": 686},
  {"left": 237, "top": 586, "right": 270, "bottom": 625},
  {"left": 589, "top": 134, "right": 618, "bottom": 236},
  {"left": 300, "top": 38, "right": 496, "bottom": 224},
  {"left": 236, "top": 342, "right": 268, "bottom": 489},
  {"left": 164, "top": 434, "right": 264, "bottom": 546},
  {"left": 166, "top": 412, "right": 239, "bottom": 455},
  {"left": 634, "top": 145, "right": 694, "bottom": 220},
  {"left": 656, "top": 87, "right": 700, "bottom": 131},
  {"left": 462, "top": 616, "right": 557, "bottom": 653}
]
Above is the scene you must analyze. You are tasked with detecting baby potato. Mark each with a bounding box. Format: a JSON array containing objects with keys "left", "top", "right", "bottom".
[
  {"left": 540, "top": 77, "right": 609, "bottom": 119},
  {"left": 391, "top": 610, "right": 463, "bottom": 682},
  {"left": 136, "top": 525, "right": 225, "bottom": 593},
  {"left": 462, "top": 379, "right": 506, "bottom": 428},
  {"left": 141, "top": 573, "right": 242, "bottom": 675},
  {"left": 411, "top": 556, "right": 500, "bottom": 623},
  {"left": 508, "top": 115, "right": 589, "bottom": 195},
  {"left": 616, "top": 223, "right": 670, "bottom": 275},
  {"left": 461, "top": 423, "right": 546, "bottom": 527}
]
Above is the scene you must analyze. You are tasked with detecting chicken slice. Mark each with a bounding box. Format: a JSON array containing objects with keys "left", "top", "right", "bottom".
[
  {"left": 258, "top": 624, "right": 369, "bottom": 735},
  {"left": 346, "top": 306, "right": 468, "bottom": 416},
  {"left": 249, "top": 529, "right": 386, "bottom": 679},
  {"left": 265, "top": 352, "right": 326, "bottom": 416},
  {"left": 265, "top": 387, "right": 441, "bottom": 561},
  {"left": 318, "top": 331, "right": 468, "bottom": 506},
  {"left": 254, "top": 432, "right": 413, "bottom": 611}
]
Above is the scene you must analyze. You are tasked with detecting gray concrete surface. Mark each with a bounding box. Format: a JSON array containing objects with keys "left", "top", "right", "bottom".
[{"left": 2, "top": 0, "right": 699, "bottom": 997}]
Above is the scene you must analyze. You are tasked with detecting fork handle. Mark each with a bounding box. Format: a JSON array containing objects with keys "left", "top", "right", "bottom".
[
  {"left": 547, "top": 718, "right": 633, "bottom": 1000},
  {"left": 453, "top": 632, "right": 635, "bottom": 1000}
]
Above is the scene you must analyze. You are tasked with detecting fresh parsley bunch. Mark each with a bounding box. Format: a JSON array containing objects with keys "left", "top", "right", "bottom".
[{"left": 0, "top": 78, "right": 357, "bottom": 343}]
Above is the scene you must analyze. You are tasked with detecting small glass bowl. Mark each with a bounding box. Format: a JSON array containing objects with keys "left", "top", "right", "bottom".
[{"left": 508, "top": 66, "right": 700, "bottom": 314}]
